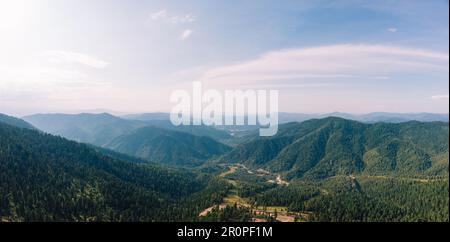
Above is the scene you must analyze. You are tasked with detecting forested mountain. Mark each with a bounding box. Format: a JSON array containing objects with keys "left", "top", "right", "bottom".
[
  {"left": 122, "top": 112, "right": 171, "bottom": 121},
  {"left": 136, "top": 120, "right": 232, "bottom": 141},
  {"left": 23, "top": 113, "right": 231, "bottom": 146},
  {"left": 23, "top": 113, "right": 145, "bottom": 147},
  {"left": 105, "top": 126, "right": 232, "bottom": 166},
  {"left": 124, "top": 112, "right": 449, "bottom": 124},
  {"left": 220, "top": 117, "right": 449, "bottom": 179},
  {"left": 0, "top": 113, "right": 35, "bottom": 130},
  {"left": 122, "top": 113, "right": 232, "bottom": 140},
  {"left": 0, "top": 121, "right": 230, "bottom": 222}
]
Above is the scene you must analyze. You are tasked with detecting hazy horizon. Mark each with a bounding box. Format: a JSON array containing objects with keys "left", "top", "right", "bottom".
[
  {"left": 2, "top": 109, "right": 449, "bottom": 119},
  {"left": 1, "top": 0, "right": 449, "bottom": 116}
]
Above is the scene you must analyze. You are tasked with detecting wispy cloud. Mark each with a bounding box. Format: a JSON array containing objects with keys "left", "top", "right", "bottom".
[
  {"left": 431, "top": 94, "right": 449, "bottom": 101},
  {"left": 42, "top": 50, "right": 109, "bottom": 69},
  {"left": 150, "top": 10, "right": 195, "bottom": 24},
  {"left": 193, "top": 44, "right": 449, "bottom": 88},
  {"left": 388, "top": 27, "right": 398, "bottom": 33},
  {"left": 180, "top": 29, "right": 193, "bottom": 40}
]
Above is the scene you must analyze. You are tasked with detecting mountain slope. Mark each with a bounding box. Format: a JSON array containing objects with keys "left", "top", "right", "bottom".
[
  {"left": 123, "top": 113, "right": 232, "bottom": 140},
  {"left": 220, "top": 118, "right": 449, "bottom": 179},
  {"left": 23, "top": 113, "right": 145, "bottom": 146},
  {"left": 105, "top": 126, "right": 232, "bottom": 166},
  {"left": 0, "top": 113, "right": 35, "bottom": 130},
  {"left": 23, "top": 113, "right": 231, "bottom": 146},
  {"left": 137, "top": 119, "right": 232, "bottom": 141},
  {"left": 0, "top": 122, "right": 223, "bottom": 221}
]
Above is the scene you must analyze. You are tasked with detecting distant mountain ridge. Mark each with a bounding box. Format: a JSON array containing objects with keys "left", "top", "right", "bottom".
[
  {"left": 0, "top": 113, "right": 35, "bottom": 130},
  {"left": 137, "top": 119, "right": 232, "bottom": 141},
  {"left": 122, "top": 112, "right": 171, "bottom": 121},
  {"left": 18, "top": 112, "right": 450, "bottom": 173},
  {"left": 122, "top": 112, "right": 449, "bottom": 124},
  {"left": 23, "top": 113, "right": 231, "bottom": 146},
  {"left": 278, "top": 112, "right": 449, "bottom": 123},
  {"left": 23, "top": 113, "right": 145, "bottom": 147}
]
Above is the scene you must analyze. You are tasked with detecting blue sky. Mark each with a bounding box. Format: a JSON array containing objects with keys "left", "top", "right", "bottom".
[{"left": 0, "top": 0, "right": 448, "bottom": 115}]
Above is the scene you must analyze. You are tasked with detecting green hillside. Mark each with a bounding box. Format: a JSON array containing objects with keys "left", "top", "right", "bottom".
[
  {"left": 137, "top": 119, "right": 232, "bottom": 141},
  {"left": 23, "top": 113, "right": 145, "bottom": 147},
  {"left": 0, "top": 113, "right": 35, "bottom": 130},
  {"left": 105, "top": 126, "right": 232, "bottom": 166}
]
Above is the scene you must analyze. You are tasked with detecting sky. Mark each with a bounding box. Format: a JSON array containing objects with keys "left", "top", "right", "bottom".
[{"left": 0, "top": 0, "right": 448, "bottom": 116}]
